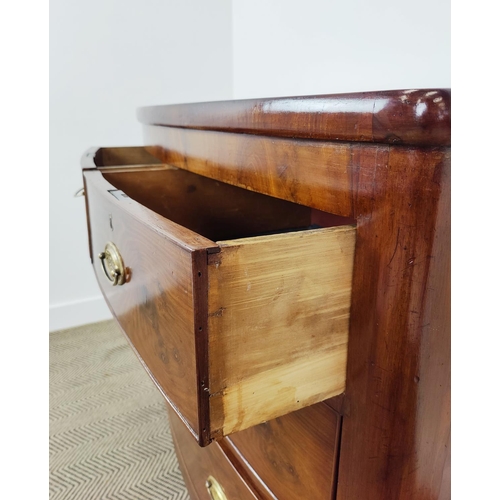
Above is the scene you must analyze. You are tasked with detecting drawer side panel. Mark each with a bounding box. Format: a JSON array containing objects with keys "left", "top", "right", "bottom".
[{"left": 208, "top": 225, "right": 356, "bottom": 436}]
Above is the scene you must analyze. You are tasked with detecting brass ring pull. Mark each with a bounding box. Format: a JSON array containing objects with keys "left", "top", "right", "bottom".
[
  {"left": 205, "top": 476, "right": 227, "bottom": 500},
  {"left": 98, "top": 242, "right": 126, "bottom": 286}
]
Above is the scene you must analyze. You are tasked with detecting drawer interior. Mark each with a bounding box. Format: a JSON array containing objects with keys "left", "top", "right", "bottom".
[{"left": 101, "top": 167, "right": 353, "bottom": 242}]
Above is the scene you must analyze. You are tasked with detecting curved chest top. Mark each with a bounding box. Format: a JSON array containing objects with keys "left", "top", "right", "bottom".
[{"left": 137, "top": 89, "right": 450, "bottom": 147}]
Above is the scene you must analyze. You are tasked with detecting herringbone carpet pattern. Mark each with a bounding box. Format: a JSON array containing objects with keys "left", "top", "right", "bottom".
[{"left": 49, "top": 320, "right": 190, "bottom": 500}]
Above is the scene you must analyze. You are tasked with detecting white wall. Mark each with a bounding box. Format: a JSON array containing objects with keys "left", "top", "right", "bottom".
[
  {"left": 232, "top": 0, "right": 450, "bottom": 99},
  {"left": 49, "top": 0, "right": 233, "bottom": 331}
]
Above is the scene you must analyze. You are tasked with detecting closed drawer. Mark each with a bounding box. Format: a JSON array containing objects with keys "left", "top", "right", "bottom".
[
  {"left": 83, "top": 151, "right": 356, "bottom": 446},
  {"left": 227, "top": 402, "right": 341, "bottom": 500},
  {"left": 169, "top": 407, "right": 260, "bottom": 500}
]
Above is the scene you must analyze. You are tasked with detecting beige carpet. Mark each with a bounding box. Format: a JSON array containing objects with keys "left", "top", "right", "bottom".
[{"left": 49, "top": 320, "right": 190, "bottom": 500}]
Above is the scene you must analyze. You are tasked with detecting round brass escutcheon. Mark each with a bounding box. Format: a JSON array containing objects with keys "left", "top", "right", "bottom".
[
  {"left": 205, "top": 476, "right": 227, "bottom": 500},
  {"left": 98, "top": 242, "right": 126, "bottom": 286}
]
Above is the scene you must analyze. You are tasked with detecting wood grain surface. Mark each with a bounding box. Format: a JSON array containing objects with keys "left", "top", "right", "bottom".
[
  {"left": 84, "top": 88, "right": 450, "bottom": 499},
  {"left": 84, "top": 170, "right": 217, "bottom": 443},
  {"left": 85, "top": 166, "right": 356, "bottom": 447},
  {"left": 140, "top": 104, "right": 451, "bottom": 497},
  {"left": 102, "top": 167, "right": 312, "bottom": 242},
  {"left": 227, "top": 402, "right": 342, "bottom": 500},
  {"left": 207, "top": 226, "right": 356, "bottom": 437},
  {"left": 138, "top": 89, "right": 450, "bottom": 146},
  {"left": 169, "top": 407, "right": 260, "bottom": 500},
  {"left": 336, "top": 147, "right": 450, "bottom": 500},
  {"left": 143, "top": 126, "right": 356, "bottom": 216},
  {"left": 81, "top": 146, "right": 162, "bottom": 168}
]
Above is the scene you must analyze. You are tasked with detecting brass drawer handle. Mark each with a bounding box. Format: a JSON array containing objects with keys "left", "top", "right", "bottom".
[
  {"left": 98, "top": 242, "right": 126, "bottom": 286},
  {"left": 205, "top": 476, "right": 227, "bottom": 500}
]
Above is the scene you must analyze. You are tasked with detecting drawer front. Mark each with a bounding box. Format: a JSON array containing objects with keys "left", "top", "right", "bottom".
[
  {"left": 227, "top": 402, "right": 341, "bottom": 500},
  {"left": 84, "top": 170, "right": 216, "bottom": 440},
  {"left": 169, "top": 407, "right": 260, "bottom": 500}
]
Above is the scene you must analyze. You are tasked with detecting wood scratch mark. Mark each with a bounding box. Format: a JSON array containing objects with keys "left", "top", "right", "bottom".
[
  {"left": 387, "top": 228, "right": 401, "bottom": 267},
  {"left": 208, "top": 307, "right": 226, "bottom": 317}
]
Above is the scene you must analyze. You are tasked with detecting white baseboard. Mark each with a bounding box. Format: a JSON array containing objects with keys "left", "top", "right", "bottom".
[{"left": 50, "top": 295, "right": 113, "bottom": 332}]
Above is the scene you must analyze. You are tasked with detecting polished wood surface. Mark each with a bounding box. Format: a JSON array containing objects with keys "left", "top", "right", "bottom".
[
  {"left": 138, "top": 89, "right": 451, "bottom": 499},
  {"left": 336, "top": 147, "right": 450, "bottom": 500},
  {"left": 169, "top": 407, "right": 260, "bottom": 500},
  {"left": 228, "top": 402, "right": 341, "bottom": 500},
  {"left": 142, "top": 126, "right": 447, "bottom": 219},
  {"left": 138, "top": 89, "right": 450, "bottom": 146},
  {"left": 84, "top": 169, "right": 217, "bottom": 442},
  {"left": 208, "top": 226, "right": 355, "bottom": 437}
]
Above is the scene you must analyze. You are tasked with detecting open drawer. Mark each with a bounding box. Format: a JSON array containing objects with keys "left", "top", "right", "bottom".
[{"left": 83, "top": 147, "right": 356, "bottom": 446}]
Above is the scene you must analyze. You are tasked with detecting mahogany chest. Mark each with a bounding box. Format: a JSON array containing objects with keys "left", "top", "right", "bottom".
[{"left": 82, "top": 89, "right": 450, "bottom": 499}]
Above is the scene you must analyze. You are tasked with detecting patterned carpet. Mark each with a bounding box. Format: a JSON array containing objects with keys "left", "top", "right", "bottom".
[{"left": 49, "top": 320, "right": 190, "bottom": 500}]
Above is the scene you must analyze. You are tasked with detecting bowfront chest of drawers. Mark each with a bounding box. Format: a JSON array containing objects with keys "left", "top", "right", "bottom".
[{"left": 82, "top": 89, "right": 451, "bottom": 500}]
